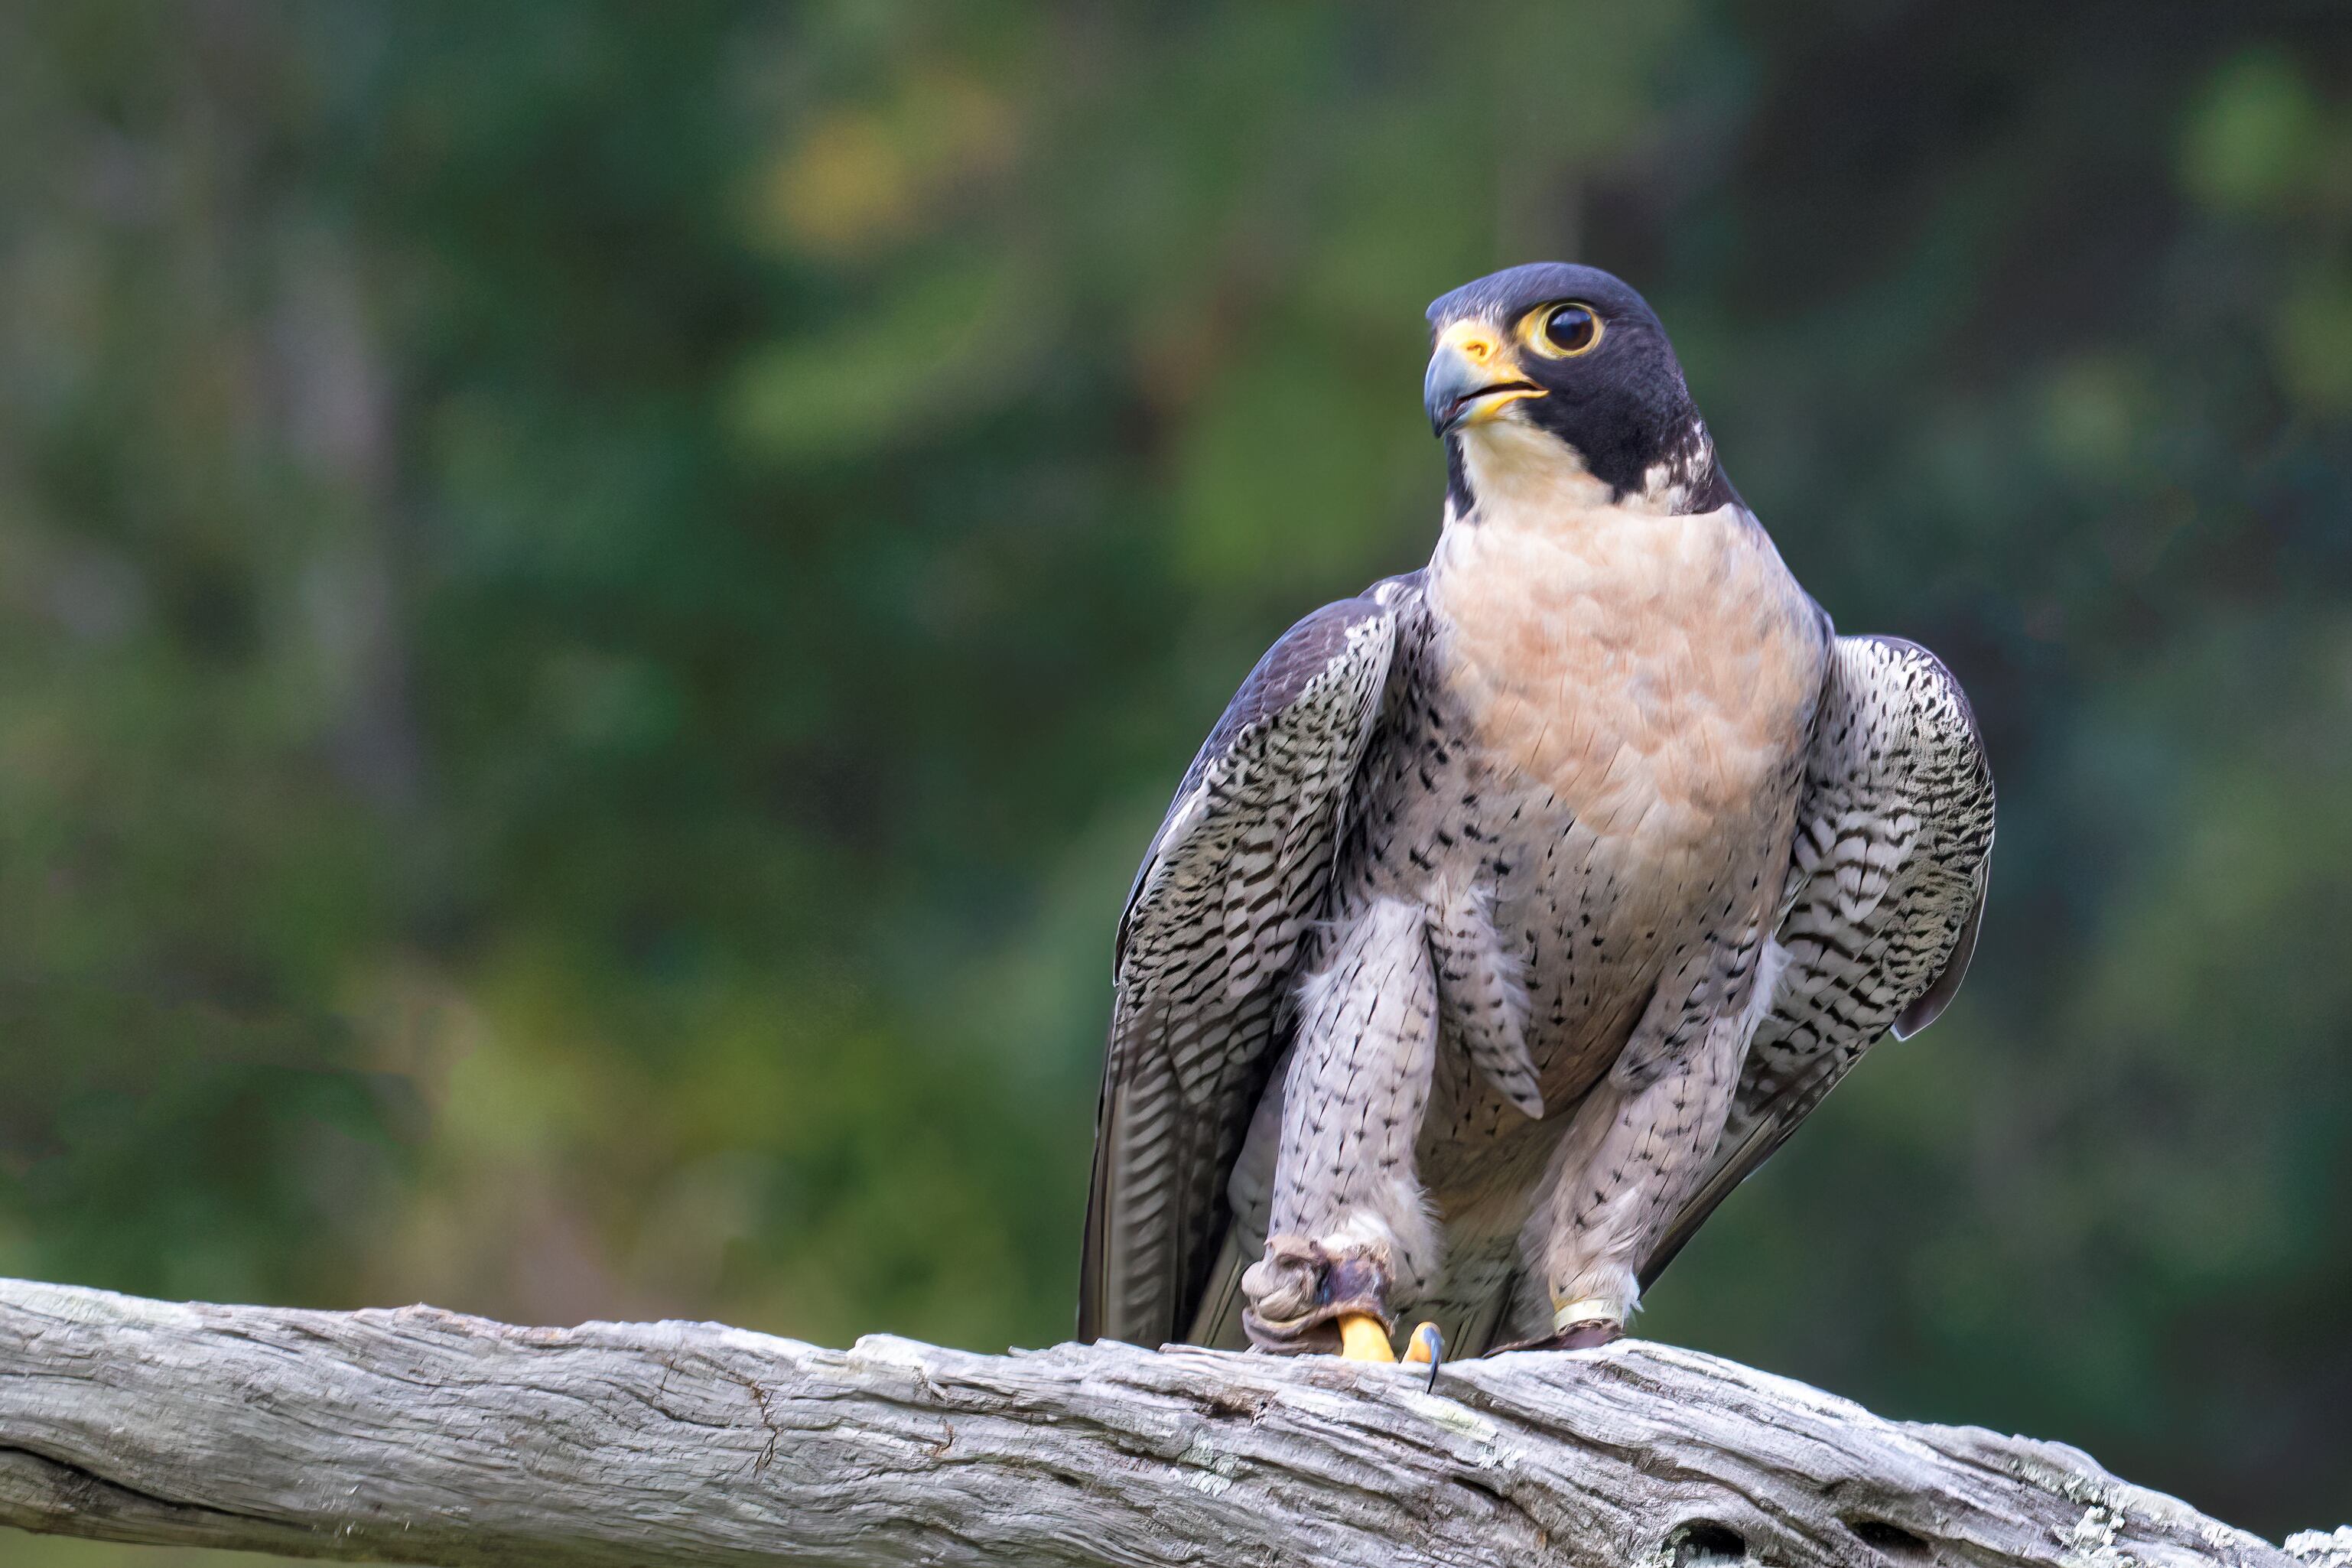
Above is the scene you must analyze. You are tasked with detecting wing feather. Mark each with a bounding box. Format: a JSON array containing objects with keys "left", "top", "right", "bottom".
[
  {"left": 1641, "top": 633, "right": 1995, "bottom": 1289},
  {"left": 1081, "top": 579, "right": 1411, "bottom": 1345}
]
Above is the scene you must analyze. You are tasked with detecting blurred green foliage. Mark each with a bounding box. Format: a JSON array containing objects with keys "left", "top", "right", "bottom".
[{"left": 1, "top": 2, "right": 2348, "bottom": 1560}]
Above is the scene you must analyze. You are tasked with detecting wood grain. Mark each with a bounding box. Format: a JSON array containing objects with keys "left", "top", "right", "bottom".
[{"left": 0, "top": 1277, "right": 2335, "bottom": 1568}]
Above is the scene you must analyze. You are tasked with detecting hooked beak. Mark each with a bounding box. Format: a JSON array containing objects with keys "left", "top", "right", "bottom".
[{"left": 1424, "top": 320, "right": 1543, "bottom": 436}]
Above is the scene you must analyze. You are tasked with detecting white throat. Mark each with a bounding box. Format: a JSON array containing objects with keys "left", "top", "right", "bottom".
[
  {"left": 1450, "top": 421, "right": 1617, "bottom": 528},
  {"left": 1445, "top": 417, "right": 1717, "bottom": 532}
]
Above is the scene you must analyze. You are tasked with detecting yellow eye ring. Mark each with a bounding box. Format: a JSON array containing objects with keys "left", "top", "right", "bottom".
[{"left": 1523, "top": 301, "right": 1602, "bottom": 358}]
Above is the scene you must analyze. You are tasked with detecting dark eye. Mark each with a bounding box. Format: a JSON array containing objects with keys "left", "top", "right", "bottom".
[{"left": 1540, "top": 302, "right": 1600, "bottom": 356}]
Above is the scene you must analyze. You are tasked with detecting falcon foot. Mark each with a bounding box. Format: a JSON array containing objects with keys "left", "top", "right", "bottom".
[
  {"left": 1241, "top": 1234, "right": 1397, "bottom": 1357},
  {"left": 1488, "top": 1318, "right": 1623, "bottom": 1355}
]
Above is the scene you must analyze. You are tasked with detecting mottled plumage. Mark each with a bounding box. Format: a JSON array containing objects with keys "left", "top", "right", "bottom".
[{"left": 1083, "top": 264, "right": 1994, "bottom": 1358}]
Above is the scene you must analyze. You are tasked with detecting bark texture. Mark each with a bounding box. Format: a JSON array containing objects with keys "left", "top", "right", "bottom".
[{"left": 0, "top": 1276, "right": 2337, "bottom": 1568}]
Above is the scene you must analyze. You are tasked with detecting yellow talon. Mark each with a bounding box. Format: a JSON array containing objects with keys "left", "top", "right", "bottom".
[
  {"left": 1403, "top": 1322, "right": 1445, "bottom": 1388},
  {"left": 1337, "top": 1313, "right": 1396, "bottom": 1362}
]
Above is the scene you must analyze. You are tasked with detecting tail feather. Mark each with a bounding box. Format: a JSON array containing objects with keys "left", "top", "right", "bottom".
[{"left": 1185, "top": 1225, "right": 1255, "bottom": 1349}]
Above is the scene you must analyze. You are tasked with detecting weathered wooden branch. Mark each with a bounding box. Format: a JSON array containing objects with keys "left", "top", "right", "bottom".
[{"left": 0, "top": 1277, "right": 2340, "bottom": 1568}]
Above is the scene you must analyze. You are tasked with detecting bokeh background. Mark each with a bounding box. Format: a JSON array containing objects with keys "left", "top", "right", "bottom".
[{"left": 3, "top": 2, "right": 2349, "bottom": 1562}]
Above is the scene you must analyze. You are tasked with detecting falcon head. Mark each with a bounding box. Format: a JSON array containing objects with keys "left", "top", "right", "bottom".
[{"left": 1423, "top": 262, "right": 1729, "bottom": 516}]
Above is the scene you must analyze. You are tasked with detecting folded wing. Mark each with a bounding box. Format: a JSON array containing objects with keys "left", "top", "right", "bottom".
[
  {"left": 1641, "top": 633, "right": 1996, "bottom": 1287},
  {"left": 1081, "top": 580, "right": 1411, "bottom": 1345}
]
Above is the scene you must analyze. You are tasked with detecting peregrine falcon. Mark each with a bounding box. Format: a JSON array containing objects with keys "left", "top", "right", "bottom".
[{"left": 1081, "top": 263, "right": 1994, "bottom": 1364}]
